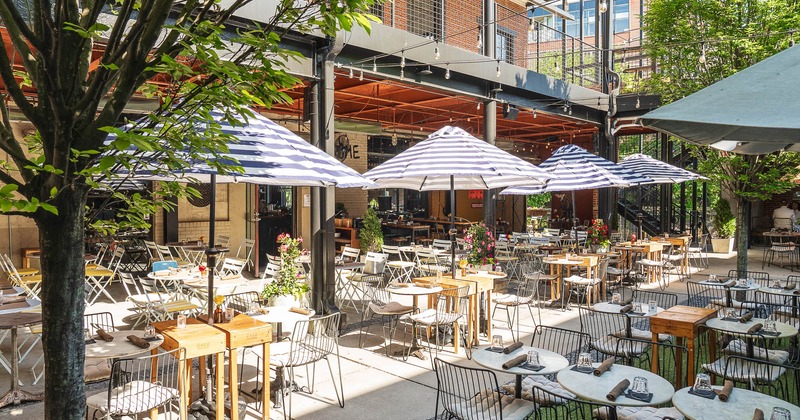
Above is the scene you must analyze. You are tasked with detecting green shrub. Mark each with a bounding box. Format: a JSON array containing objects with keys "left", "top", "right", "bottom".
[
  {"left": 359, "top": 206, "right": 383, "bottom": 253},
  {"left": 712, "top": 199, "right": 736, "bottom": 238}
]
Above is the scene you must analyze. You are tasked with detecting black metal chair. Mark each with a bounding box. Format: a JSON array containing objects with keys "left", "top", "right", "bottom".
[
  {"left": 721, "top": 355, "right": 800, "bottom": 406},
  {"left": 433, "top": 357, "right": 536, "bottom": 420},
  {"left": 728, "top": 269, "right": 770, "bottom": 287},
  {"left": 578, "top": 306, "right": 650, "bottom": 360},
  {"left": 222, "top": 291, "right": 261, "bottom": 314},
  {"left": 358, "top": 279, "right": 415, "bottom": 357},
  {"left": 86, "top": 347, "right": 184, "bottom": 419},
  {"left": 686, "top": 281, "right": 727, "bottom": 308},
  {"left": 530, "top": 385, "right": 618, "bottom": 420}
]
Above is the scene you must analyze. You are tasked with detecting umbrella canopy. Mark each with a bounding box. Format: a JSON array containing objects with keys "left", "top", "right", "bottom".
[
  {"left": 638, "top": 44, "right": 800, "bottom": 155},
  {"left": 619, "top": 154, "right": 708, "bottom": 184},
  {"left": 362, "top": 126, "right": 552, "bottom": 190},
  {"left": 107, "top": 109, "right": 374, "bottom": 188},
  {"left": 501, "top": 144, "right": 653, "bottom": 195}
]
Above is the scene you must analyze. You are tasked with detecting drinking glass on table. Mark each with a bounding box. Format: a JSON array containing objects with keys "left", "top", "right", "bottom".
[
  {"left": 225, "top": 307, "right": 235, "bottom": 322},
  {"left": 491, "top": 335, "right": 504, "bottom": 351},
  {"left": 708, "top": 274, "right": 718, "bottom": 282},
  {"left": 631, "top": 376, "right": 649, "bottom": 397},
  {"left": 177, "top": 314, "right": 187, "bottom": 329},
  {"left": 693, "top": 373, "right": 712, "bottom": 393},
  {"left": 527, "top": 350, "right": 540, "bottom": 367},
  {"left": 248, "top": 301, "right": 260, "bottom": 315},
  {"left": 648, "top": 300, "right": 658, "bottom": 314},
  {"left": 144, "top": 324, "right": 156, "bottom": 339},
  {"left": 771, "top": 407, "right": 792, "bottom": 420},
  {"left": 577, "top": 352, "right": 593, "bottom": 372},
  {"left": 764, "top": 318, "right": 778, "bottom": 334},
  {"left": 611, "top": 293, "right": 621, "bottom": 304}
]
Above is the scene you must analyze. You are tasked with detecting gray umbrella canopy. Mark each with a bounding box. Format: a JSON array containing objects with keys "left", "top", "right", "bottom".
[
  {"left": 638, "top": 44, "right": 800, "bottom": 155},
  {"left": 619, "top": 154, "right": 707, "bottom": 184}
]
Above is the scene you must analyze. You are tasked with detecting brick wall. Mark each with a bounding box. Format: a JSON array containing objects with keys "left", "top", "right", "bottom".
[{"left": 335, "top": 132, "right": 369, "bottom": 218}]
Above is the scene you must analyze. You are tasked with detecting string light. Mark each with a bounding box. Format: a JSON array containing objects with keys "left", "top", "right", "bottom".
[
  {"left": 434, "top": 42, "right": 440, "bottom": 60},
  {"left": 400, "top": 68, "right": 404, "bottom": 80},
  {"left": 599, "top": 0, "right": 608, "bottom": 13},
  {"left": 496, "top": 60, "right": 501, "bottom": 78},
  {"left": 400, "top": 50, "right": 405, "bottom": 69},
  {"left": 532, "top": 108, "right": 537, "bottom": 118},
  {"left": 699, "top": 43, "right": 707, "bottom": 64},
  {"left": 635, "top": 96, "right": 640, "bottom": 109},
  {"left": 372, "top": 59, "right": 377, "bottom": 73},
  {"left": 477, "top": 101, "right": 481, "bottom": 110},
  {"left": 359, "top": 69, "right": 364, "bottom": 81},
  {"left": 445, "top": 64, "right": 450, "bottom": 79},
  {"left": 477, "top": 31, "right": 483, "bottom": 50},
  {"left": 348, "top": 68, "right": 353, "bottom": 78}
]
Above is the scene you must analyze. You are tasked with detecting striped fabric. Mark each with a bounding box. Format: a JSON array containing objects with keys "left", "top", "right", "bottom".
[
  {"left": 362, "top": 126, "right": 551, "bottom": 190},
  {"left": 500, "top": 144, "right": 653, "bottom": 195},
  {"left": 107, "top": 109, "right": 373, "bottom": 188},
  {"left": 619, "top": 153, "right": 707, "bottom": 185}
]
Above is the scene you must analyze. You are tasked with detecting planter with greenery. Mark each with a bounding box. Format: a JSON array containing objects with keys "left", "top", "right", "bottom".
[
  {"left": 359, "top": 200, "right": 384, "bottom": 253},
  {"left": 464, "top": 222, "right": 496, "bottom": 269},
  {"left": 262, "top": 233, "right": 309, "bottom": 306},
  {"left": 711, "top": 199, "right": 736, "bottom": 253}
]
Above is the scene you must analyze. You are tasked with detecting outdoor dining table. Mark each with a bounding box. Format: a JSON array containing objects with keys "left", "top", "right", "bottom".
[
  {"left": 382, "top": 222, "right": 430, "bottom": 242},
  {"left": 386, "top": 284, "right": 443, "bottom": 359},
  {"left": 543, "top": 254, "right": 599, "bottom": 309},
  {"left": 557, "top": 363, "right": 674, "bottom": 407},
  {"left": 471, "top": 344, "right": 569, "bottom": 398},
  {"left": 0, "top": 312, "right": 43, "bottom": 408},
  {"left": 84, "top": 330, "right": 163, "bottom": 360},
  {"left": 649, "top": 305, "right": 718, "bottom": 389},
  {"left": 672, "top": 385, "right": 800, "bottom": 420},
  {"left": 153, "top": 317, "right": 227, "bottom": 420},
  {"left": 652, "top": 236, "right": 692, "bottom": 277},
  {"left": 198, "top": 313, "right": 271, "bottom": 420},
  {"left": 758, "top": 284, "right": 800, "bottom": 317},
  {"left": 705, "top": 316, "right": 798, "bottom": 358},
  {"left": 252, "top": 306, "right": 315, "bottom": 340},
  {"left": 697, "top": 279, "right": 761, "bottom": 308},
  {"left": 613, "top": 242, "right": 664, "bottom": 284}
]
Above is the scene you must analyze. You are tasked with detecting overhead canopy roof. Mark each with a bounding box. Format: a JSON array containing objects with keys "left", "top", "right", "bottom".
[{"left": 639, "top": 44, "right": 800, "bottom": 155}]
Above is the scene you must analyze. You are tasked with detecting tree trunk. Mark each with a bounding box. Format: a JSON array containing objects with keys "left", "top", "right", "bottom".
[
  {"left": 735, "top": 196, "right": 748, "bottom": 273},
  {"left": 37, "top": 187, "right": 88, "bottom": 420}
]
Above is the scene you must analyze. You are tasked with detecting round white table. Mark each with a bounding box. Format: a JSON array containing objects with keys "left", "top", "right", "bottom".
[
  {"left": 252, "top": 306, "right": 315, "bottom": 339},
  {"left": 387, "top": 285, "right": 443, "bottom": 359},
  {"left": 85, "top": 330, "right": 164, "bottom": 359},
  {"left": 557, "top": 363, "right": 674, "bottom": 407},
  {"left": 472, "top": 345, "right": 569, "bottom": 398},
  {"left": 0, "top": 298, "right": 41, "bottom": 315},
  {"left": 672, "top": 386, "right": 800, "bottom": 420}
]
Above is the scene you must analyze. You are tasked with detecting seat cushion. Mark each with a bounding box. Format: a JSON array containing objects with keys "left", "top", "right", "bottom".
[
  {"left": 722, "top": 339, "right": 790, "bottom": 364},
  {"left": 445, "top": 388, "right": 536, "bottom": 420},
  {"left": 370, "top": 301, "right": 413, "bottom": 315},
  {"left": 503, "top": 376, "right": 576, "bottom": 406},
  {"left": 86, "top": 380, "right": 179, "bottom": 416},
  {"left": 592, "top": 335, "right": 648, "bottom": 357},
  {"left": 702, "top": 356, "right": 786, "bottom": 383},
  {"left": 84, "top": 358, "right": 112, "bottom": 383}
]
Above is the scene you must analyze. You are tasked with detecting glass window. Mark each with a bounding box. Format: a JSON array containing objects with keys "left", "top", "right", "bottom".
[
  {"left": 613, "top": 0, "right": 629, "bottom": 33},
  {"left": 496, "top": 29, "right": 515, "bottom": 64}
]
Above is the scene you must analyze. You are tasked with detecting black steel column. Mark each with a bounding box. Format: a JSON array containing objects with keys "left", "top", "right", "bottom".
[{"left": 482, "top": 0, "right": 497, "bottom": 231}]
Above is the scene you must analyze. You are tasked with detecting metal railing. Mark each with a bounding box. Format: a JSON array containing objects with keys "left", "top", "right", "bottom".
[{"left": 367, "top": 1, "right": 604, "bottom": 91}]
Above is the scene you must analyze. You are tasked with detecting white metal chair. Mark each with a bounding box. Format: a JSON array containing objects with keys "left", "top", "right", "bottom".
[
  {"left": 219, "top": 257, "right": 246, "bottom": 277},
  {"left": 85, "top": 246, "right": 125, "bottom": 305},
  {"left": 119, "top": 272, "right": 165, "bottom": 329},
  {"left": 688, "top": 233, "right": 709, "bottom": 270},
  {"left": 140, "top": 279, "right": 199, "bottom": 321},
  {"left": 2, "top": 254, "right": 42, "bottom": 299},
  {"left": 231, "top": 238, "right": 256, "bottom": 270}
]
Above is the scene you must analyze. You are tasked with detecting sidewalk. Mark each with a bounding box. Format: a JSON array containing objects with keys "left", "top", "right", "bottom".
[{"left": 0, "top": 246, "right": 793, "bottom": 419}]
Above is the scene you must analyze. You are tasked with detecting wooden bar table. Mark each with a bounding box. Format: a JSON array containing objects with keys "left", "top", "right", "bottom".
[
  {"left": 153, "top": 318, "right": 227, "bottom": 420},
  {"left": 414, "top": 272, "right": 499, "bottom": 348},
  {"left": 649, "top": 305, "right": 717, "bottom": 388},
  {"left": 199, "top": 313, "right": 272, "bottom": 420},
  {"left": 653, "top": 236, "right": 691, "bottom": 277}
]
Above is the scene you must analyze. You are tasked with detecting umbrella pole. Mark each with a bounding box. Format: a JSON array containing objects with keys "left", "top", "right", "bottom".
[
  {"left": 204, "top": 174, "right": 219, "bottom": 409},
  {"left": 572, "top": 190, "right": 578, "bottom": 251},
  {"left": 450, "top": 175, "right": 457, "bottom": 278}
]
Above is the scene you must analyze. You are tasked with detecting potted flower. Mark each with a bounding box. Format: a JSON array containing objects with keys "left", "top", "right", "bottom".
[
  {"left": 711, "top": 198, "right": 736, "bottom": 253},
  {"left": 587, "top": 219, "right": 611, "bottom": 252},
  {"left": 262, "top": 233, "right": 309, "bottom": 306},
  {"left": 359, "top": 199, "right": 384, "bottom": 253},
  {"left": 464, "top": 222, "right": 495, "bottom": 270}
]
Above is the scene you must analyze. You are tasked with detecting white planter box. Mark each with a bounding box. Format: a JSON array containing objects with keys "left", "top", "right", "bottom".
[{"left": 711, "top": 238, "right": 734, "bottom": 253}]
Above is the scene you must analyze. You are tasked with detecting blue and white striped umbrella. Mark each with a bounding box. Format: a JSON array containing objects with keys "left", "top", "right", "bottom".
[
  {"left": 501, "top": 144, "right": 653, "bottom": 195},
  {"left": 619, "top": 153, "right": 708, "bottom": 184},
  {"left": 362, "top": 126, "right": 552, "bottom": 190},
  {"left": 107, "top": 109, "right": 374, "bottom": 188}
]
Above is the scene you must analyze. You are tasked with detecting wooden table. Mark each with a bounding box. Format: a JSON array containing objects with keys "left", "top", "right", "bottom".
[
  {"left": 21, "top": 248, "right": 40, "bottom": 269},
  {"left": 414, "top": 273, "right": 498, "bottom": 348},
  {"left": 154, "top": 318, "right": 227, "bottom": 420},
  {"left": 653, "top": 236, "right": 691, "bottom": 277},
  {"left": 386, "top": 284, "right": 443, "bottom": 359},
  {"left": 672, "top": 386, "right": 800, "bottom": 420},
  {"left": 199, "top": 314, "right": 272, "bottom": 420},
  {"left": 382, "top": 222, "right": 431, "bottom": 242},
  {"left": 0, "top": 312, "right": 43, "bottom": 408},
  {"left": 649, "top": 305, "right": 717, "bottom": 388},
  {"left": 543, "top": 255, "right": 599, "bottom": 306}
]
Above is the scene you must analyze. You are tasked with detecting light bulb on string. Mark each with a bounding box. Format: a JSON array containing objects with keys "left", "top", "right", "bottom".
[
  {"left": 400, "top": 50, "right": 405, "bottom": 69},
  {"left": 699, "top": 43, "right": 707, "bottom": 64},
  {"left": 372, "top": 59, "right": 377, "bottom": 73},
  {"left": 348, "top": 68, "right": 353, "bottom": 78},
  {"left": 599, "top": 0, "right": 608, "bottom": 13},
  {"left": 568, "top": 105, "right": 572, "bottom": 115},
  {"left": 477, "top": 101, "right": 481, "bottom": 110},
  {"left": 496, "top": 60, "right": 501, "bottom": 78},
  {"left": 400, "top": 68, "right": 404, "bottom": 80},
  {"left": 445, "top": 64, "right": 450, "bottom": 79},
  {"left": 434, "top": 43, "right": 440, "bottom": 60},
  {"left": 477, "top": 31, "right": 483, "bottom": 50},
  {"left": 532, "top": 108, "right": 537, "bottom": 118},
  {"left": 359, "top": 69, "right": 364, "bottom": 81},
  {"left": 635, "top": 96, "right": 640, "bottom": 109}
]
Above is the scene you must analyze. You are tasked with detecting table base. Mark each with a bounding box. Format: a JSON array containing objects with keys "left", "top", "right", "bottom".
[{"left": 0, "top": 388, "right": 43, "bottom": 408}]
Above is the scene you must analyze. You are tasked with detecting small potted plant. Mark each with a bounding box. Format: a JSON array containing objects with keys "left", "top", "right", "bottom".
[
  {"left": 262, "top": 233, "right": 309, "bottom": 306},
  {"left": 586, "top": 219, "right": 611, "bottom": 253},
  {"left": 464, "top": 222, "right": 495, "bottom": 271},
  {"left": 711, "top": 198, "right": 736, "bottom": 253},
  {"left": 359, "top": 199, "right": 384, "bottom": 253}
]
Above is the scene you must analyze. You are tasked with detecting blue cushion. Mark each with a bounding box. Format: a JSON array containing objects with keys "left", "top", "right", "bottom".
[{"left": 152, "top": 260, "right": 178, "bottom": 272}]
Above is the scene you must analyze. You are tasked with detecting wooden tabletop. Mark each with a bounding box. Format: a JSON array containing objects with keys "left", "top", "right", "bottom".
[
  {"left": 197, "top": 314, "right": 272, "bottom": 348},
  {"left": 153, "top": 318, "right": 227, "bottom": 359},
  {"left": 0, "top": 312, "right": 42, "bottom": 329}
]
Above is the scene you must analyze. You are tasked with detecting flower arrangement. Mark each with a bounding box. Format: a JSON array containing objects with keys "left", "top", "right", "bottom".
[
  {"left": 587, "top": 219, "right": 611, "bottom": 247},
  {"left": 464, "top": 222, "right": 495, "bottom": 266},
  {"left": 213, "top": 294, "right": 225, "bottom": 308},
  {"left": 262, "top": 233, "right": 309, "bottom": 300}
]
